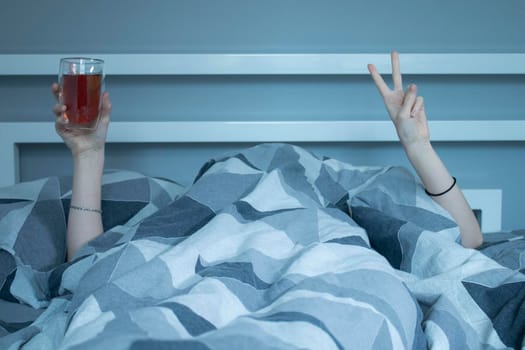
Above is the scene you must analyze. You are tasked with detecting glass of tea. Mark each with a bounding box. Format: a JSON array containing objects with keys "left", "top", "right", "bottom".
[{"left": 58, "top": 57, "right": 104, "bottom": 130}]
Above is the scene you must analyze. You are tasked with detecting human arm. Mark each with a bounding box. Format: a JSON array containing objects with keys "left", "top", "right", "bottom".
[
  {"left": 52, "top": 83, "right": 112, "bottom": 260},
  {"left": 367, "top": 52, "right": 483, "bottom": 248}
]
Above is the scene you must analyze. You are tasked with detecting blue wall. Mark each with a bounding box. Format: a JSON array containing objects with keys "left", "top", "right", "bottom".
[
  {"left": 1, "top": 1, "right": 524, "bottom": 230},
  {"left": 1, "top": 1, "right": 524, "bottom": 54}
]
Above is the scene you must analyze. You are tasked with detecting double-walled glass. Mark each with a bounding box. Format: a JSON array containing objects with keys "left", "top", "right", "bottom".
[{"left": 58, "top": 57, "right": 104, "bottom": 130}]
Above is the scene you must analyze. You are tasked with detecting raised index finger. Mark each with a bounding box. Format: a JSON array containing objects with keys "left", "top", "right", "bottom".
[
  {"left": 391, "top": 51, "right": 403, "bottom": 91},
  {"left": 367, "top": 63, "right": 391, "bottom": 98}
]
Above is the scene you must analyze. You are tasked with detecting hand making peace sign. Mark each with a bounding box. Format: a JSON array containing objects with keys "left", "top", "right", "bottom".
[{"left": 368, "top": 51, "right": 430, "bottom": 148}]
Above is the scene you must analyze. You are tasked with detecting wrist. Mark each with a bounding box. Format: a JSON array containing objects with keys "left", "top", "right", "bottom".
[
  {"left": 72, "top": 147, "right": 105, "bottom": 161},
  {"left": 72, "top": 148, "right": 105, "bottom": 177},
  {"left": 403, "top": 140, "right": 434, "bottom": 160}
]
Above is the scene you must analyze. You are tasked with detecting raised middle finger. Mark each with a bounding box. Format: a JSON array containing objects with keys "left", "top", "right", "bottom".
[{"left": 367, "top": 64, "right": 390, "bottom": 98}]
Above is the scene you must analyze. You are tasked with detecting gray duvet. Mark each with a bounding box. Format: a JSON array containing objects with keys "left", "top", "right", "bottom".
[{"left": 0, "top": 143, "right": 523, "bottom": 349}]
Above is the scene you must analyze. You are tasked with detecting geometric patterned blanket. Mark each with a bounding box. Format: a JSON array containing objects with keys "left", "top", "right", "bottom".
[{"left": 0, "top": 143, "right": 523, "bottom": 349}]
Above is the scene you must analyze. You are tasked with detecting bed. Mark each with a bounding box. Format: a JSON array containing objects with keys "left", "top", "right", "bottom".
[{"left": 0, "top": 53, "right": 524, "bottom": 349}]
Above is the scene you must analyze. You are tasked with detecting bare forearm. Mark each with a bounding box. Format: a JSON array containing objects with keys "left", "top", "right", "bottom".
[
  {"left": 367, "top": 52, "right": 482, "bottom": 248},
  {"left": 67, "top": 149, "right": 105, "bottom": 260},
  {"left": 404, "top": 141, "right": 483, "bottom": 248}
]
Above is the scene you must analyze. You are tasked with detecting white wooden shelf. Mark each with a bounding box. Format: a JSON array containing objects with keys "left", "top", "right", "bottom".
[
  {"left": 1, "top": 53, "right": 525, "bottom": 75},
  {"left": 1, "top": 120, "right": 525, "bottom": 187}
]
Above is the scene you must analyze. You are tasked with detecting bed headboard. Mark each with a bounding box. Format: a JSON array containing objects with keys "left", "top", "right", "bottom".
[{"left": 1, "top": 53, "right": 523, "bottom": 232}]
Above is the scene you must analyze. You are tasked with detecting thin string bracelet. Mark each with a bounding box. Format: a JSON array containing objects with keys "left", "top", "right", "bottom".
[
  {"left": 425, "top": 177, "right": 457, "bottom": 197},
  {"left": 70, "top": 204, "right": 103, "bottom": 214}
]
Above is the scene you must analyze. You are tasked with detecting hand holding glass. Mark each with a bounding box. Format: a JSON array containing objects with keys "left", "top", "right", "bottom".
[{"left": 58, "top": 58, "right": 104, "bottom": 130}]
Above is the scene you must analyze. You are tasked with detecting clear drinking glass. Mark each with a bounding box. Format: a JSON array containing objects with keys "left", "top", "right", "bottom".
[{"left": 58, "top": 57, "right": 104, "bottom": 130}]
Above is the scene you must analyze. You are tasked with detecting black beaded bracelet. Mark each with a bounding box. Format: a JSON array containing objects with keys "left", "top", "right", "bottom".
[{"left": 425, "top": 177, "right": 457, "bottom": 197}]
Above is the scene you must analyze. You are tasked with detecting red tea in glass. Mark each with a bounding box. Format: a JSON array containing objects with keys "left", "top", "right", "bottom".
[
  {"left": 59, "top": 58, "right": 104, "bottom": 130},
  {"left": 62, "top": 73, "right": 102, "bottom": 128}
]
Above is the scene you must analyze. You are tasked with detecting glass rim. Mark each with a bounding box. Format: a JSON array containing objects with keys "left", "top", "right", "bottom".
[{"left": 60, "top": 57, "right": 104, "bottom": 64}]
